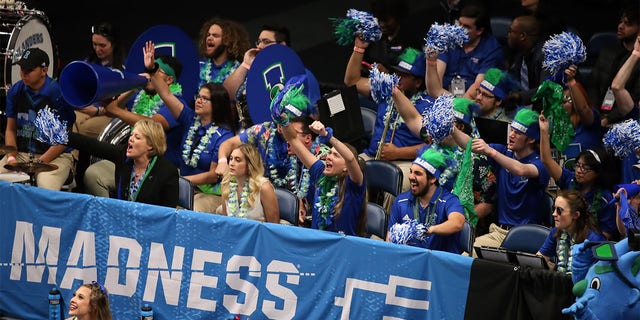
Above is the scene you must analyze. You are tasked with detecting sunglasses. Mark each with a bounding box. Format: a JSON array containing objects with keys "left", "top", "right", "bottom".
[
  {"left": 91, "top": 24, "right": 112, "bottom": 37},
  {"left": 551, "top": 206, "right": 565, "bottom": 215}
]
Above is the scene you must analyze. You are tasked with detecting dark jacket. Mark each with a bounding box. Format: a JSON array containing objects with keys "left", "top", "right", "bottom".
[{"left": 68, "top": 132, "right": 179, "bottom": 208}]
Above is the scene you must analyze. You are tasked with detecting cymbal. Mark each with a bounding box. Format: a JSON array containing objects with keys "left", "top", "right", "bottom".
[
  {"left": 4, "top": 162, "right": 58, "bottom": 174},
  {"left": 0, "top": 145, "right": 16, "bottom": 155}
]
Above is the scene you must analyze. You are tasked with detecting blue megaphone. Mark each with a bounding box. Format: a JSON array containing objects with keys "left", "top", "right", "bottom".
[{"left": 59, "top": 60, "right": 147, "bottom": 108}]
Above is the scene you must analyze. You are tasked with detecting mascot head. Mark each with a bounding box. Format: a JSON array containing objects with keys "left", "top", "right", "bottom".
[{"left": 563, "top": 237, "right": 640, "bottom": 319}]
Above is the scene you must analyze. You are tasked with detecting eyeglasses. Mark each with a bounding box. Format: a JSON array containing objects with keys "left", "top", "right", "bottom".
[
  {"left": 563, "top": 95, "right": 573, "bottom": 104},
  {"left": 194, "top": 95, "right": 211, "bottom": 104},
  {"left": 255, "top": 39, "right": 276, "bottom": 46},
  {"left": 475, "top": 88, "right": 496, "bottom": 100},
  {"left": 574, "top": 162, "right": 593, "bottom": 173},
  {"left": 551, "top": 206, "right": 565, "bottom": 215}
]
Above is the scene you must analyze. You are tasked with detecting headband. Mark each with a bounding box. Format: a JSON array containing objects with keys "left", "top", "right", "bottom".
[{"left": 155, "top": 58, "right": 176, "bottom": 77}]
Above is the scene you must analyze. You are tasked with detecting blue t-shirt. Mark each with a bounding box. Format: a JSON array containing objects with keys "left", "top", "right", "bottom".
[
  {"left": 539, "top": 227, "right": 606, "bottom": 259},
  {"left": 566, "top": 109, "right": 602, "bottom": 157},
  {"left": 6, "top": 78, "right": 76, "bottom": 154},
  {"left": 388, "top": 187, "right": 465, "bottom": 253},
  {"left": 439, "top": 35, "right": 505, "bottom": 89},
  {"left": 557, "top": 169, "right": 619, "bottom": 238},
  {"left": 308, "top": 160, "right": 366, "bottom": 236},
  {"left": 489, "top": 144, "right": 551, "bottom": 225},
  {"left": 176, "top": 106, "right": 234, "bottom": 176},
  {"left": 364, "top": 92, "right": 431, "bottom": 157}
]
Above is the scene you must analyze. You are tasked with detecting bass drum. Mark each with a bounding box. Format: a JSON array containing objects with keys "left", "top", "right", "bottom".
[
  {"left": 90, "top": 118, "right": 131, "bottom": 165},
  {"left": 0, "top": 8, "right": 57, "bottom": 91}
]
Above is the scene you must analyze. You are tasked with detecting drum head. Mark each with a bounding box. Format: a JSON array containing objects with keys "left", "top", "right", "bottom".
[{"left": 4, "top": 14, "right": 56, "bottom": 87}]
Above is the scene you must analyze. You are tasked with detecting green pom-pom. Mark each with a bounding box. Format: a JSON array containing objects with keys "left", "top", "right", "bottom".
[{"left": 330, "top": 18, "right": 359, "bottom": 46}]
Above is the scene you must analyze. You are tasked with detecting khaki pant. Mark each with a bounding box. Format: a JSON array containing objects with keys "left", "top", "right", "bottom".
[
  {"left": 74, "top": 111, "right": 113, "bottom": 138},
  {"left": 0, "top": 152, "right": 74, "bottom": 190},
  {"left": 84, "top": 160, "right": 115, "bottom": 197},
  {"left": 193, "top": 192, "right": 223, "bottom": 214},
  {"left": 471, "top": 223, "right": 510, "bottom": 258}
]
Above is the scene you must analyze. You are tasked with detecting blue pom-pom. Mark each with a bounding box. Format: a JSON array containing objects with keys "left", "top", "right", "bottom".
[
  {"left": 422, "top": 93, "right": 455, "bottom": 143},
  {"left": 369, "top": 63, "right": 399, "bottom": 104},
  {"left": 346, "top": 9, "right": 382, "bottom": 42},
  {"left": 424, "top": 22, "right": 468, "bottom": 53},
  {"left": 542, "top": 31, "right": 587, "bottom": 76},
  {"left": 34, "top": 107, "right": 69, "bottom": 145},
  {"left": 602, "top": 119, "right": 640, "bottom": 157},
  {"left": 389, "top": 220, "right": 427, "bottom": 245}
]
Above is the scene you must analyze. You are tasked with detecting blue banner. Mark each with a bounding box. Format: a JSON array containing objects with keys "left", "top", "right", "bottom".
[{"left": 0, "top": 181, "right": 473, "bottom": 319}]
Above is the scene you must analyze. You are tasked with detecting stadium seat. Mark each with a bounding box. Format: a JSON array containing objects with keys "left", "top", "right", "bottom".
[
  {"left": 364, "top": 160, "right": 403, "bottom": 207},
  {"left": 501, "top": 224, "right": 551, "bottom": 254},
  {"left": 458, "top": 220, "right": 475, "bottom": 255},
  {"left": 366, "top": 201, "right": 387, "bottom": 240},
  {"left": 178, "top": 176, "right": 194, "bottom": 210}
]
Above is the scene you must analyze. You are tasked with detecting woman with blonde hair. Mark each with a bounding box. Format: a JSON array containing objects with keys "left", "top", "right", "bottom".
[{"left": 221, "top": 143, "right": 279, "bottom": 222}]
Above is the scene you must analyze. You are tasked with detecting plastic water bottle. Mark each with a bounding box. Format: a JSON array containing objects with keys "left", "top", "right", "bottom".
[
  {"left": 140, "top": 303, "right": 153, "bottom": 320},
  {"left": 48, "top": 287, "right": 61, "bottom": 320}
]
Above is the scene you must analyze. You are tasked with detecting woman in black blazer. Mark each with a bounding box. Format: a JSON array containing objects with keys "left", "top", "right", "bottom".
[{"left": 68, "top": 119, "right": 179, "bottom": 207}]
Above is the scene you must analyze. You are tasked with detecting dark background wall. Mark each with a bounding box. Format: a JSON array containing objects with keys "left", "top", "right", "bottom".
[{"left": 14, "top": 0, "right": 631, "bottom": 91}]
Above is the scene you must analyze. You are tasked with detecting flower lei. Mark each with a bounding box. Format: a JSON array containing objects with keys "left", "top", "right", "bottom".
[
  {"left": 199, "top": 59, "right": 239, "bottom": 86},
  {"left": 314, "top": 175, "right": 339, "bottom": 230},
  {"left": 556, "top": 230, "right": 574, "bottom": 274},
  {"left": 182, "top": 117, "right": 218, "bottom": 168},
  {"left": 227, "top": 178, "right": 250, "bottom": 218},
  {"left": 132, "top": 83, "right": 182, "bottom": 117},
  {"left": 286, "top": 140, "right": 321, "bottom": 199}
]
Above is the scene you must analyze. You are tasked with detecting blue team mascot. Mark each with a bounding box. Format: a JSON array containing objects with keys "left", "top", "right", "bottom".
[{"left": 562, "top": 237, "right": 640, "bottom": 319}]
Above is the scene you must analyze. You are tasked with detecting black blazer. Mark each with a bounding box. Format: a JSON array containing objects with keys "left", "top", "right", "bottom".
[{"left": 68, "top": 132, "right": 179, "bottom": 208}]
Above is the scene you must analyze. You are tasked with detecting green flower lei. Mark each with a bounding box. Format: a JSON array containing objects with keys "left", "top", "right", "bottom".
[
  {"left": 227, "top": 178, "right": 250, "bottom": 218},
  {"left": 182, "top": 117, "right": 218, "bottom": 168},
  {"left": 314, "top": 175, "right": 339, "bottom": 230},
  {"left": 199, "top": 59, "right": 239, "bottom": 86},
  {"left": 132, "top": 83, "right": 182, "bottom": 117}
]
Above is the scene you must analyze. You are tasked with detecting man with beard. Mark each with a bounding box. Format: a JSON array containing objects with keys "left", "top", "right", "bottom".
[
  {"left": 386, "top": 147, "right": 466, "bottom": 253},
  {"left": 590, "top": 1, "right": 640, "bottom": 127},
  {"left": 85, "top": 55, "right": 186, "bottom": 198},
  {"left": 452, "top": 108, "right": 551, "bottom": 253},
  {"left": 196, "top": 17, "right": 250, "bottom": 88}
]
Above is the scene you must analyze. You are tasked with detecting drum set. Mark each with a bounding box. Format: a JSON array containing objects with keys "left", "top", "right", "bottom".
[
  {"left": 0, "top": 145, "right": 57, "bottom": 185},
  {"left": 0, "top": 1, "right": 57, "bottom": 141}
]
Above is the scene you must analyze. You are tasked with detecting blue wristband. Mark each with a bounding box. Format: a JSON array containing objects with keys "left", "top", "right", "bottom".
[{"left": 318, "top": 127, "right": 333, "bottom": 144}]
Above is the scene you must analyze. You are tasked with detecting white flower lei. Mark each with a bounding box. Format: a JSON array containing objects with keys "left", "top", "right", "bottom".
[
  {"left": 182, "top": 116, "right": 218, "bottom": 168},
  {"left": 227, "top": 178, "right": 250, "bottom": 218}
]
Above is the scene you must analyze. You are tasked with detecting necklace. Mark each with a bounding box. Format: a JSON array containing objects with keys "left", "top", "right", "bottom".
[
  {"left": 314, "top": 175, "right": 339, "bottom": 230},
  {"left": 132, "top": 83, "right": 182, "bottom": 117},
  {"left": 182, "top": 117, "right": 218, "bottom": 168},
  {"left": 227, "top": 178, "right": 250, "bottom": 218},
  {"left": 199, "top": 59, "right": 239, "bottom": 86}
]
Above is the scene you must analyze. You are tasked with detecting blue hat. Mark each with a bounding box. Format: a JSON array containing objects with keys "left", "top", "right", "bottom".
[
  {"left": 510, "top": 109, "right": 540, "bottom": 141},
  {"left": 413, "top": 146, "right": 447, "bottom": 179},
  {"left": 391, "top": 47, "right": 425, "bottom": 78}
]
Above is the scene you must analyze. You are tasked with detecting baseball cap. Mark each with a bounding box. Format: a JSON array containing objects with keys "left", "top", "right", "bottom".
[
  {"left": 391, "top": 47, "right": 425, "bottom": 78},
  {"left": 13, "top": 47, "right": 49, "bottom": 70}
]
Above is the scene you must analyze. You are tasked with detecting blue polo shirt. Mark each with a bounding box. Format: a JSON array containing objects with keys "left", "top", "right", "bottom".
[
  {"left": 439, "top": 35, "right": 505, "bottom": 89},
  {"left": 388, "top": 187, "right": 464, "bottom": 253},
  {"left": 363, "top": 92, "right": 432, "bottom": 158},
  {"left": 489, "top": 144, "right": 551, "bottom": 226}
]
